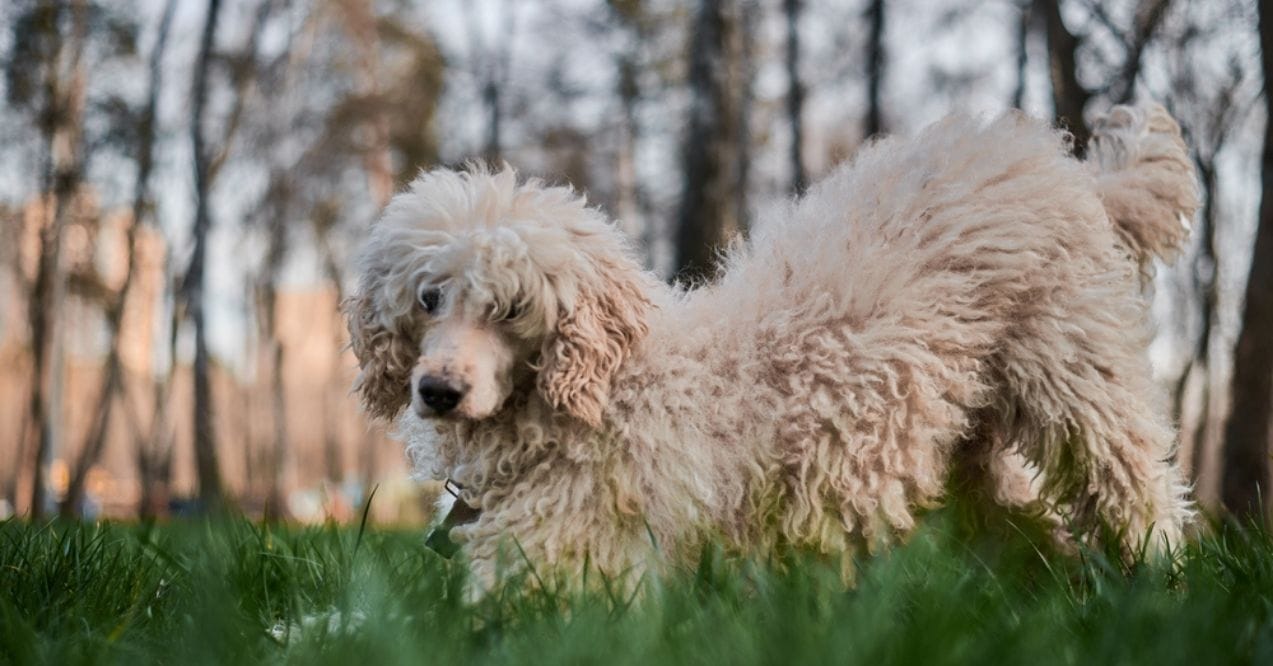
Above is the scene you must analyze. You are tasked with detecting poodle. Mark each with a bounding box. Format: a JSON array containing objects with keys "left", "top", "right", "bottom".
[{"left": 344, "top": 103, "right": 1197, "bottom": 593}]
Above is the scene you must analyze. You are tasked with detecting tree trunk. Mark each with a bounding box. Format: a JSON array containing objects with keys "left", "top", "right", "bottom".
[
  {"left": 1012, "top": 1, "right": 1030, "bottom": 109},
  {"left": 1173, "top": 157, "right": 1220, "bottom": 498},
  {"left": 264, "top": 337, "right": 288, "bottom": 521},
  {"left": 28, "top": 0, "right": 90, "bottom": 519},
  {"left": 615, "top": 53, "right": 644, "bottom": 248},
  {"left": 137, "top": 298, "right": 172, "bottom": 517},
  {"left": 138, "top": 260, "right": 182, "bottom": 519},
  {"left": 609, "top": 0, "right": 653, "bottom": 264},
  {"left": 257, "top": 194, "right": 290, "bottom": 521},
  {"left": 61, "top": 0, "right": 177, "bottom": 519},
  {"left": 323, "top": 391, "right": 342, "bottom": 486},
  {"left": 187, "top": 0, "right": 226, "bottom": 514},
  {"left": 784, "top": 0, "right": 806, "bottom": 193},
  {"left": 1221, "top": 0, "right": 1273, "bottom": 521},
  {"left": 314, "top": 217, "right": 347, "bottom": 488},
  {"left": 735, "top": 0, "right": 756, "bottom": 232},
  {"left": 674, "top": 0, "right": 745, "bottom": 283},
  {"left": 864, "top": 0, "right": 886, "bottom": 139},
  {"left": 1036, "top": 0, "right": 1091, "bottom": 155}
]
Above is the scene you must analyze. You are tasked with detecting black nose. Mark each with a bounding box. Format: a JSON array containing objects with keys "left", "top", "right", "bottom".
[{"left": 418, "top": 377, "right": 464, "bottom": 414}]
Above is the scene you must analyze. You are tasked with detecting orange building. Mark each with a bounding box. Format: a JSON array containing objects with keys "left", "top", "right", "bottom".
[{"left": 0, "top": 195, "right": 430, "bottom": 524}]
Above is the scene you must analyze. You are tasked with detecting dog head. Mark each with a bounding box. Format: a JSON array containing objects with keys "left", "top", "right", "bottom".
[{"left": 345, "top": 165, "right": 651, "bottom": 429}]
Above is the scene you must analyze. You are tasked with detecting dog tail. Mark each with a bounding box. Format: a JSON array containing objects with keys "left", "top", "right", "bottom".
[{"left": 1087, "top": 103, "right": 1198, "bottom": 273}]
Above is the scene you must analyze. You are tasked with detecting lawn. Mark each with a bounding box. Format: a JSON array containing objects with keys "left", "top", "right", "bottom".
[{"left": 2, "top": 503, "right": 1272, "bottom": 665}]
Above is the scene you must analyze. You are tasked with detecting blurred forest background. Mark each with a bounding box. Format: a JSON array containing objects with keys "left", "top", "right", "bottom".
[{"left": 0, "top": 0, "right": 1270, "bottom": 525}]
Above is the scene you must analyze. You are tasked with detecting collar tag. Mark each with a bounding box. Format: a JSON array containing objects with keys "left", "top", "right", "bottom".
[{"left": 425, "top": 480, "right": 482, "bottom": 559}]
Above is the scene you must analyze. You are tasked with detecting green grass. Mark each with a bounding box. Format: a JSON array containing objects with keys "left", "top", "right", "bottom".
[{"left": 2, "top": 504, "right": 1272, "bottom": 665}]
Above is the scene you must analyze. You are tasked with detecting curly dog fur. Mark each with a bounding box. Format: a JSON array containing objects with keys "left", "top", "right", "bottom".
[{"left": 346, "top": 104, "right": 1198, "bottom": 592}]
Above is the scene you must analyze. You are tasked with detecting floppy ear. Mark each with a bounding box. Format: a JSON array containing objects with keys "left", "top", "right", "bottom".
[
  {"left": 344, "top": 290, "right": 418, "bottom": 421},
  {"left": 538, "top": 262, "right": 651, "bottom": 428}
]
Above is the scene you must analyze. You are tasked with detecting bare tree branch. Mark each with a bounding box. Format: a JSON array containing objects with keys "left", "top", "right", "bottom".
[{"left": 1113, "top": 0, "right": 1173, "bottom": 103}]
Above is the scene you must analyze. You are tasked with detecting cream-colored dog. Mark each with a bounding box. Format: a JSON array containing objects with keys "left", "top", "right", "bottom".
[{"left": 346, "top": 104, "right": 1197, "bottom": 592}]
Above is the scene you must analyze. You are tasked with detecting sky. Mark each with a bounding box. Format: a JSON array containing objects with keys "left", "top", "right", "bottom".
[{"left": 0, "top": 0, "right": 1265, "bottom": 385}]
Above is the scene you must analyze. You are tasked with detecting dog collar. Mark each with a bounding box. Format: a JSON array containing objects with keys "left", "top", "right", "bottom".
[{"left": 424, "top": 478, "right": 482, "bottom": 558}]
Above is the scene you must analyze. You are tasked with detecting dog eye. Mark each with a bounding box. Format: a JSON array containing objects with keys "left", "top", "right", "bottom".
[{"left": 418, "top": 286, "right": 442, "bottom": 314}]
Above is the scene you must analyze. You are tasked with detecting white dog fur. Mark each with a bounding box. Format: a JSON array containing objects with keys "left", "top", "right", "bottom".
[{"left": 346, "top": 104, "right": 1197, "bottom": 593}]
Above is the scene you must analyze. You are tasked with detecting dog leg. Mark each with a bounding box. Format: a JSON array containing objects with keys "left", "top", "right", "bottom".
[
  {"left": 999, "top": 336, "right": 1192, "bottom": 560},
  {"left": 1060, "top": 388, "right": 1191, "bottom": 559},
  {"left": 450, "top": 483, "right": 659, "bottom": 602}
]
